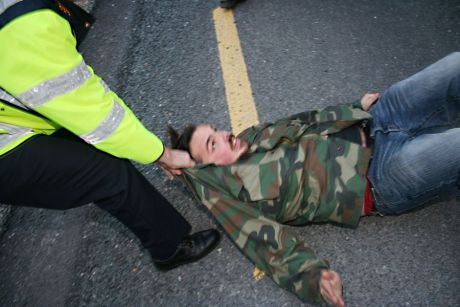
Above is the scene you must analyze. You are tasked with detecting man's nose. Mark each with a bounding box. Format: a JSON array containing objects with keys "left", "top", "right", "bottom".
[{"left": 219, "top": 131, "right": 230, "bottom": 141}]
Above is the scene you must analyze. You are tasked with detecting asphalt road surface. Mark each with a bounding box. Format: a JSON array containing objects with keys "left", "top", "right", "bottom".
[{"left": 1, "top": 0, "right": 459, "bottom": 306}]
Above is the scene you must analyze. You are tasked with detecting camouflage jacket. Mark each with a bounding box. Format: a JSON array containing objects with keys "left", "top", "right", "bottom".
[{"left": 182, "top": 102, "right": 372, "bottom": 304}]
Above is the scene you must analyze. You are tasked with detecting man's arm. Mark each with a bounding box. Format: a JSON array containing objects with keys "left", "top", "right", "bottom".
[
  {"left": 240, "top": 102, "right": 372, "bottom": 152},
  {"left": 359, "top": 93, "right": 380, "bottom": 111},
  {"left": 182, "top": 173, "right": 332, "bottom": 305},
  {"left": 320, "top": 270, "right": 345, "bottom": 307}
]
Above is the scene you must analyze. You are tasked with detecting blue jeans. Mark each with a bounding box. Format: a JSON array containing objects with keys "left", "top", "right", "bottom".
[{"left": 367, "top": 52, "right": 460, "bottom": 215}]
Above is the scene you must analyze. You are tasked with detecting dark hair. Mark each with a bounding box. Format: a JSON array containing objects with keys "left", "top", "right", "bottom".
[{"left": 167, "top": 125, "right": 197, "bottom": 155}]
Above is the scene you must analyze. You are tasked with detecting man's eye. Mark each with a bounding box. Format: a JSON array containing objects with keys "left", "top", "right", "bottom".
[{"left": 211, "top": 141, "right": 216, "bottom": 150}]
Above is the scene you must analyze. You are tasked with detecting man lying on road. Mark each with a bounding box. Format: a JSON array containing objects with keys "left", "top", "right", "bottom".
[{"left": 169, "top": 53, "right": 460, "bottom": 306}]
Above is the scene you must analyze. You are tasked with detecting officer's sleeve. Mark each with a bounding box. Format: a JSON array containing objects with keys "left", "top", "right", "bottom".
[
  {"left": 0, "top": 10, "right": 162, "bottom": 164},
  {"left": 182, "top": 174, "right": 330, "bottom": 305}
]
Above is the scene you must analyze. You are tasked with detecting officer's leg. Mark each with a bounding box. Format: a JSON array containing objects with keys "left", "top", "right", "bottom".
[{"left": 0, "top": 133, "right": 190, "bottom": 260}]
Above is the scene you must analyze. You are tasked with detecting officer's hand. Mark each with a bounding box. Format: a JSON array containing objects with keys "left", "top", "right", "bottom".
[
  {"left": 320, "top": 270, "right": 345, "bottom": 307},
  {"left": 157, "top": 147, "right": 195, "bottom": 180},
  {"left": 360, "top": 93, "right": 380, "bottom": 111}
]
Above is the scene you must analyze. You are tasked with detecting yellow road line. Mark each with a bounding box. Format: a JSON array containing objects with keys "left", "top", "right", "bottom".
[{"left": 213, "top": 8, "right": 259, "bottom": 135}]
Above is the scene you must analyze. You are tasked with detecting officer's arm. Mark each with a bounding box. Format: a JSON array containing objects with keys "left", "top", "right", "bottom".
[
  {"left": 157, "top": 147, "right": 195, "bottom": 179},
  {"left": 0, "top": 10, "right": 162, "bottom": 164}
]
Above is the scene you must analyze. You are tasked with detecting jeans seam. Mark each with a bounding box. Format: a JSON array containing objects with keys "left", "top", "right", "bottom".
[
  {"left": 448, "top": 95, "right": 460, "bottom": 102},
  {"left": 407, "top": 177, "right": 458, "bottom": 200},
  {"left": 408, "top": 107, "right": 444, "bottom": 136},
  {"left": 375, "top": 177, "right": 458, "bottom": 214}
]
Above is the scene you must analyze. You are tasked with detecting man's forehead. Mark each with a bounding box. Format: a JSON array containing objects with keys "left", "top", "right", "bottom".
[
  {"left": 190, "top": 125, "right": 213, "bottom": 160},
  {"left": 194, "top": 125, "right": 213, "bottom": 142}
]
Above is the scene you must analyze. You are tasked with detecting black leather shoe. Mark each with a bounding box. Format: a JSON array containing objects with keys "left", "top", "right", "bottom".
[
  {"left": 154, "top": 229, "right": 221, "bottom": 271},
  {"left": 220, "top": 0, "right": 245, "bottom": 9}
]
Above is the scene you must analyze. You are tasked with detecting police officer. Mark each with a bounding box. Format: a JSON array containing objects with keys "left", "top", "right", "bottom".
[{"left": 0, "top": 0, "right": 220, "bottom": 270}]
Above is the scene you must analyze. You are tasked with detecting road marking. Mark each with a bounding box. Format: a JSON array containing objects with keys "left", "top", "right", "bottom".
[{"left": 213, "top": 8, "right": 259, "bottom": 135}]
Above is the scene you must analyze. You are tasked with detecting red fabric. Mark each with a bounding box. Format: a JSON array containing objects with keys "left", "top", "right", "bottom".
[{"left": 364, "top": 178, "right": 374, "bottom": 215}]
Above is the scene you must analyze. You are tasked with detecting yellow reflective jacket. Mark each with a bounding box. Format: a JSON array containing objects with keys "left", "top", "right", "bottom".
[{"left": 0, "top": 8, "right": 164, "bottom": 164}]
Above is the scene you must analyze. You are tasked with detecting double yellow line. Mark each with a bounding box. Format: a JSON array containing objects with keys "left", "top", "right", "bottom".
[{"left": 213, "top": 8, "right": 259, "bottom": 135}]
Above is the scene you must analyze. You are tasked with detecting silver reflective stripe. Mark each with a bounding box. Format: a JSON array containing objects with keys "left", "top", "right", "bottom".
[
  {"left": 80, "top": 100, "right": 125, "bottom": 144},
  {"left": 0, "top": 124, "right": 33, "bottom": 150},
  {"left": 0, "top": 88, "right": 29, "bottom": 110},
  {"left": 99, "top": 79, "right": 111, "bottom": 93},
  {"left": 0, "top": 122, "right": 32, "bottom": 133},
  {"left": 0, "top": 0, "right": 22, "bottom": 15},
  {"left": 17, "top": 61, "right": 92, "bottom": 108}
]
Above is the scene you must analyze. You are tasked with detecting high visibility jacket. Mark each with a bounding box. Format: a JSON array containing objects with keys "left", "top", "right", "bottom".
[{"left": 0, "top": 2, "right": 164, "bottom": 164}]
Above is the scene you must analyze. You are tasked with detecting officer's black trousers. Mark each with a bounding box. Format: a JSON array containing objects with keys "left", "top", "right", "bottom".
[{"left": 0, "top": 130, "right": 191, "bottom": 260}]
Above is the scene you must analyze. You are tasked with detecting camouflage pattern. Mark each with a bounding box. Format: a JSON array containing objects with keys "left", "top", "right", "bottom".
[{"left": 182, "top": 102, "right": 372, "bottom": 305}]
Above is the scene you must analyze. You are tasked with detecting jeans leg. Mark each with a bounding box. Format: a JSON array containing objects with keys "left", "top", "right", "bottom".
[
  {"left": 369, "top": 127, "right": 460, "bottom": 215},
  {"left": 369, "top": 52, "right": 460, "bottom": 135},
  {"left": 368, "top": 52, "right": 460, "bottom": 214}
]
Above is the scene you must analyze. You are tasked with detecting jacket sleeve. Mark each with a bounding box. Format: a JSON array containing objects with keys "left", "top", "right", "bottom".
[
  {"left": 240, "top": 103, "right": 371, "bottom": 152},
  {"left": 182, "top": 173, "right": 330, "bottom": 305},
  {"left": 0, "top": 10, "right": 163, "bottom": 164}
]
